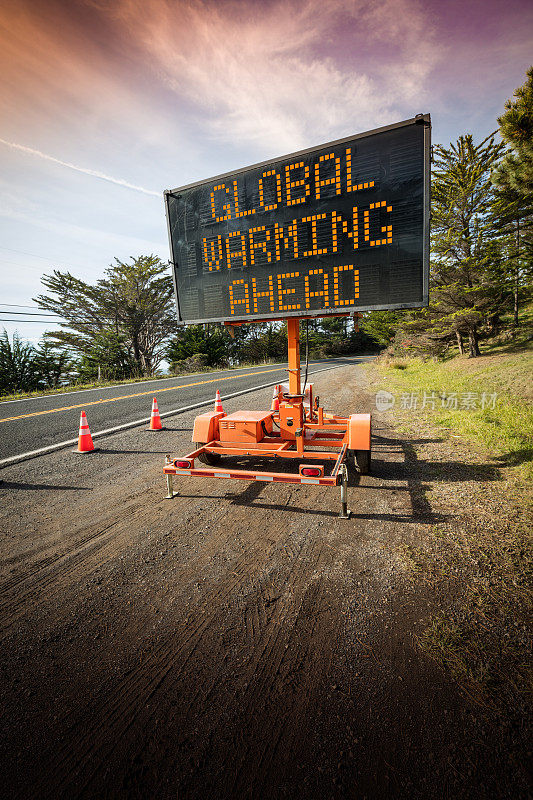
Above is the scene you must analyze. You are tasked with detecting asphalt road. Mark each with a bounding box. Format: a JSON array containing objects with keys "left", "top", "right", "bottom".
[
  {"left": 0, "top": 356, "right": 375, "bottom": 462},
  {"left": 1, "top": 362, "right": 524, "bottom": 799}
]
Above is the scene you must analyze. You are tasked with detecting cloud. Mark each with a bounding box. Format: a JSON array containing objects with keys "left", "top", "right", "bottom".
[
  {"left": 0, "top": 137, "right": 160, "bottom": 196},
  {"left": 0, "top": 201, "right": 166, "bottom": 257},
  {"left": 97, "top": 0, "right": 441, "bottom": 152}
]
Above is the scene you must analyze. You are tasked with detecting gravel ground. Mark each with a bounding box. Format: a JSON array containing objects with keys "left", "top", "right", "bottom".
[{"left": 0, "top": 363, "right": 529, "bottom": 799}]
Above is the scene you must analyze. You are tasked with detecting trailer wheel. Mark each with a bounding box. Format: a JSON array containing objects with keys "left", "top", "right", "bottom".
[
  {"left": 194, "top": 442, "right": 221, "bottom": 466},
  {"left": 355, "top": 449, "right": 371, "bottom": 475}
]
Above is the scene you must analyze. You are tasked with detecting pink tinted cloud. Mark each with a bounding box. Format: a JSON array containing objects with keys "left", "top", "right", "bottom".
[
  {"left": 96, "top": 0, "right": 442, "bottom": 150},
  {"left": 0, "top": 0, "right": 173, "bottom": 149}
]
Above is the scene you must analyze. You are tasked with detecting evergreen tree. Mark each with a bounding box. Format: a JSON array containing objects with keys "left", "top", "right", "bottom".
[
  {"left": 0, "top": 330, "right": 39, "bottom": 394},
  {"left": 36, "top": 255, "right": 177, "bottom": 375},
  {"left": 34, "top": 340, "right": 73, "bottom": 388},
  {"left": 430, "top": 134, "right": 505, "bottom": 356},
  {"left": 360, "top": 310, "right": 402, "bottom": 347},
  {"left": 492, "top": 68, "right": 533, "bottom": 325},
  {"left": 77, "top": 331, "right": 138, "bottom": 381},
  {"left": 490, "top": 188, "right": 533, "bottom": 326},
  {"left": 493, "top": 67, "right": 533, "bottom": 199},
  {"left": 166, "top": 324, "right": 231, "bottom": 370}
]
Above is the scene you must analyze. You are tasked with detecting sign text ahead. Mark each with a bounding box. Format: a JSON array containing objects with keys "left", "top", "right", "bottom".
[{"left": 165, "top": 116, "right": 430, "bottom": 323}]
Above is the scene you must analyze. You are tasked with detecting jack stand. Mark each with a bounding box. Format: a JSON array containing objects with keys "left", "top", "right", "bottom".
[
  {"left": 165, "top": 472, "right": 175, "bottom": 499},
  {"left": 338, "top": 464, "right": 351, "bottom": 519}
]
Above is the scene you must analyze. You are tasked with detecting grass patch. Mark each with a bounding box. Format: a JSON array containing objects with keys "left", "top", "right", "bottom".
[{"left": 373, "top": 341, "right": 533, "bottom": 480}]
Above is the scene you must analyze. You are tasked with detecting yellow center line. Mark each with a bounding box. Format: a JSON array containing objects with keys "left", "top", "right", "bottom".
[{"left": 0, "top": 368, "right": 285, "bottom": 423}]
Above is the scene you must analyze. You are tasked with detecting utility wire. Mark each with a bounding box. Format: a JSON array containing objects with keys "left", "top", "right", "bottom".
[
  {"left": 0, "top": 319, "right": 64, "bottom": 323},
  {"left": 0, "top": 246, "right": 95, "bottom": 272},
  {"left": 0, "top": 303, "right": 53, "bottom": 309},
  {"left": 0, "top": 310, "right": 61, "bottom": 317}
]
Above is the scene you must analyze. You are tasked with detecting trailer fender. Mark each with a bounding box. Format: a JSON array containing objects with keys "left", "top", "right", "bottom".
[
  {"left": 192, "top": 411, "right": 226, "bottom": 444},
  {"left": 348, "top": 413, "right": 371, "bottom": 451}
]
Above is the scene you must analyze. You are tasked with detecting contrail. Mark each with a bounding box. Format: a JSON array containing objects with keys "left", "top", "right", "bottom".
[{"left": 0, "top": 137, "right": 160, "bottom": 197}]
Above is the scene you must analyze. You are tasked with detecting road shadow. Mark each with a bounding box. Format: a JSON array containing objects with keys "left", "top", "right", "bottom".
[
  {"left": 494, "top": 447, "right": 533, "bottom": 468},
  {"left": 371, "top": 431, "right": 502, "bottom": 523},
  {"left": 165, "top": 428, "right": 490, "bottom": 525},
  {"left": 0, "top": 481, "right": 92, "bottom": 491},
  {"left": 372, "top": 434, "right": 501, "bottom": 482},
  {"left": 229, "top": 479, "right": 268, "bottom": 505}
]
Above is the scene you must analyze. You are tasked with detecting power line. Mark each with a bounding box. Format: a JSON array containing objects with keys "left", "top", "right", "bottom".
[
  {"left": 0, "top": 246, "right": 95, "bottom": 271},
  {"left": 0, "top": 245, "right": 59, "bottom": 261},
  {"left": 0, "top": 303, "right": 47, "bottom": 309},
  {"left": 0, "top": 310, "right": 61, "bottom": 317},
  {"left": 0, "top": 319, "right": 64, "bottom": 323}
]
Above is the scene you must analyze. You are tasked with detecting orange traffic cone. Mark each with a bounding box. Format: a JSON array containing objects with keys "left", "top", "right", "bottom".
[
  {"left": 214, "top": 390, "right": 224, "bottom": 413},
  {"left": 76, "top": 410, "right": 96, "bottom": 453},
  {"left": 271, "top": 385, "right": 280, "bottom": 412},
  {"left": 150, "top": 397, "right": 163, "bottom": 430}
]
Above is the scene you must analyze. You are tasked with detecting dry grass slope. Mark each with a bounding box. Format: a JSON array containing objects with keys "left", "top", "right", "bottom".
[{"left": 368, "top": 335, "right": 532, "bottom": 726}]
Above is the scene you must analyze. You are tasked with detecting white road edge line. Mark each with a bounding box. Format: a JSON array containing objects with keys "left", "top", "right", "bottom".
[{"left": 0, "top": 365, "right": 345, "bottom": 469}]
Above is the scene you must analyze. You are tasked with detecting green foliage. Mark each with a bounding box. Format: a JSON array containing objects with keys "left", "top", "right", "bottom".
[
  {"left": 167, "top": 324, "right": 231, "bottom": 370},
  {"left": 360, "top": 310, "right": 402, "bottom": 346},
  {"left": 0, "top": 330, "right": 39, "bottom": 393},
  {"left": 35, "top": 255, "right": 177, "bottom": 376},
  {"left": 493, "top": 66, "right": 533, "bottom": 199},
  {"left": 77, "top": 331, "right": 138, "bottom": 382},
  {"left": 33, "top": 340, "right": 73, "bottom": 388}
]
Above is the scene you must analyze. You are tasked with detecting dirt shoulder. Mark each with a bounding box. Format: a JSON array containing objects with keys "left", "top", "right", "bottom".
[{"left": 0, "top": 364, "right": 530, "bottom": 799}]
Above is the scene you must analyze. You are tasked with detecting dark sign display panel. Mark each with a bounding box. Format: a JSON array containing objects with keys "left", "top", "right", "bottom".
[{"left": 165, "top": 115, "right": 430, "bottom": 324}]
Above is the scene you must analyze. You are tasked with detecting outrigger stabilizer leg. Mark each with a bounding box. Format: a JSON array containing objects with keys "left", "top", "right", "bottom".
[
  {"left": 338, "top": 463, "right": 351, "bottom": 519},
  {"left": 165, "top": 472, "right": 175, "bottom": 500}
]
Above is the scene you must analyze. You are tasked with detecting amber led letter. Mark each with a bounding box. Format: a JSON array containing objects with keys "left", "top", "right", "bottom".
[
  {"left": 210, "top": 183, "right": 232, "bottom": 221},
  {"left": 315, "top": 153, "right": 341, "bottom": 199},
  {"left": 277, "top": 272, "right": 301, "bottom": 311},
  {"left": 202, "top": 235, "right": 223, "bottom": 271},
  {"left": 285, "top": 162, "right": 311, "bottom": 206}
]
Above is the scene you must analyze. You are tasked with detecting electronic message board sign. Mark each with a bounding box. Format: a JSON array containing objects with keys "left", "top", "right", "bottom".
[{"left": 165, "top": 115, "right": 430, "bottom": 324}]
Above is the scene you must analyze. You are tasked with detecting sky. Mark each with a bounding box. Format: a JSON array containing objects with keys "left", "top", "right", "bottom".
[{"left": 0, "top": 0, "right": 531, "bottom": 343}]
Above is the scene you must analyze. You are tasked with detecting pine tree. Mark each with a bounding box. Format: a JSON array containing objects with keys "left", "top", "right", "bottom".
[
  {"left": 0, "top": 330, "right": 39, "bottom": 393},
  {"left": 492, "top": 67, "right": 533, "bottom": 325},
  {"left": 36, "top": 256, "right": 177, "bottom": 375},
  {"left": 493, "top": 67, "right": 533, "bottom": 199},
  {"left": 430, "top": 134, "right": 505, "bottom": 357}
]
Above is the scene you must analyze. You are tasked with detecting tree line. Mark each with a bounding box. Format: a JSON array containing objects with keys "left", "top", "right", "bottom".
[
  {"left": 377, "top": 68, "right": 533, "bottom": 358},
  {"left": 2, "top": 69, "right": 531, "bottom": 395}
]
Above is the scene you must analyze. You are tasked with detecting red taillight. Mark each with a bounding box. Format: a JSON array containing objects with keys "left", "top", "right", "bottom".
[
  {"left": 175, "top": 459, "right": 192, "bottom": 469},
  {"left": 301, "top": 467, "right": 322, "bottom": 477}
]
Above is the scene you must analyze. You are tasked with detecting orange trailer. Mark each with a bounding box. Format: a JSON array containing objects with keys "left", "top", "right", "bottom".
[{"left": 163, "top": 317, "right": 371, "bottom": 517}]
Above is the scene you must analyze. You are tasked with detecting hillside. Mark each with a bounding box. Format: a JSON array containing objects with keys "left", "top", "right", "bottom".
[{"left": 365, "top": 335, "right": 532, "bottom": 749}]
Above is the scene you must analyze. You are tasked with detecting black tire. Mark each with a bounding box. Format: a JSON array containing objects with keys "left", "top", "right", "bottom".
[
  {"left": 194, "top": 442, "right": 222, "bottom": 466},
  {"left": 355, "top": 449, "right": 371, "bottom": 475}
]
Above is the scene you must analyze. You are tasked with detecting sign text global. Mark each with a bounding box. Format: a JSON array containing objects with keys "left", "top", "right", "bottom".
[{"left": 165, "top": 116, "right": 430, "bottom": 323}]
